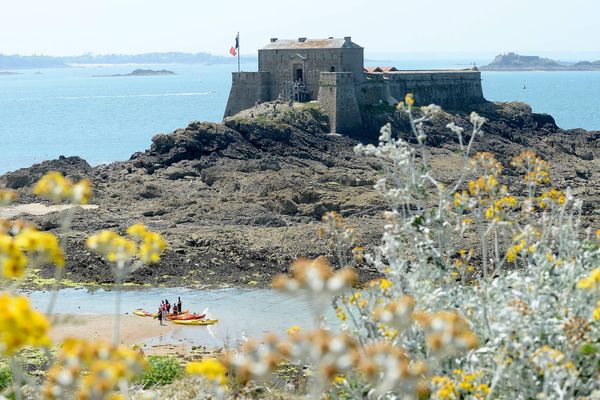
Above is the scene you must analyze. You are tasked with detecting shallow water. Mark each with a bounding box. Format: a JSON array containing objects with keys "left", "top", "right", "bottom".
[{"left": 27, "top": 287, "right": 334, "bottom": 347}]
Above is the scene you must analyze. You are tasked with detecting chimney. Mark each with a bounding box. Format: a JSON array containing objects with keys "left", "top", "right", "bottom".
[
  {"left": 344, "top": 36, "right": 351, "bottom": 42},
  {"left": 298, "top": 37, "right": 307, "bottom": 42},
  {"left": 328, "top": 36, "right": 334, "bottom": 39},
  {"left": 270, "top": 38, "right": 278, "bottom": 43}
]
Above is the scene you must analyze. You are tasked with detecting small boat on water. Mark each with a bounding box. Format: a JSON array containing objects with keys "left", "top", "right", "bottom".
[
  {"left": 169, "top": 313, "right": 206, "bottom": 321},
  {"left": 133, "top": 308, "right": 189, "bottom": 318},
  {"left": 171, "top": 318, "right": 219, "bottom": 326}
]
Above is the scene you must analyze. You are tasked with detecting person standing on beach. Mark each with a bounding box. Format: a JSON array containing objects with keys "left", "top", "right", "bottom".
[
  {"left": 158, "top": 306, "right": 163, "bottom": 326},
  {"left": 177, "top": 297, "right": 182, "bottom": 314},
  {"left": 161, "top": 307, "right": 167, "bottom": 324}
]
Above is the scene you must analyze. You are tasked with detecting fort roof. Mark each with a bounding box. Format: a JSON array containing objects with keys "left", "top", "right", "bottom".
[{"left": 261, "top": 37, "right": 362, "bottom": 50}]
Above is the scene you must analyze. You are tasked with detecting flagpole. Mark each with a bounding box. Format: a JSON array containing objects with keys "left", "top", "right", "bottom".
[{"left": 237, "top": 32, "right": 240, "bottom": 72}]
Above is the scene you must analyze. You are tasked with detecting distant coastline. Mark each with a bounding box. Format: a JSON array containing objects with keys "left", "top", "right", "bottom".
[
  {"left": 93, "top": 69, "right": 176, "bottom": 77},
  {"left": 481, "top": 52, "right": 600, "bottom": 71},
  {"left": 0, "top": 71, "right": 21, "bottom": 75},
  {"left": 0, "top": 52, "right": 256, "bottom": 70}
]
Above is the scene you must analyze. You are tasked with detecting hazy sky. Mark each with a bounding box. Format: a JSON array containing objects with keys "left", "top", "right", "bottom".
[{"left": 1, "top": 0, "right": 598, "bottom": 59}]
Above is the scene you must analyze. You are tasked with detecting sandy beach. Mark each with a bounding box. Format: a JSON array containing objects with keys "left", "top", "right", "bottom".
[{"left": 51, "top": 314, "right": 176, "bottom": 348}]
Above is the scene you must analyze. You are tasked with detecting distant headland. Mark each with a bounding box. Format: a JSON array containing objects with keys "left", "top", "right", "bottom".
[
  {"left": 0, "top": 52, "right": 256, "bottom": 70},
  {"left": 93, "top": 69, "right": 176, "bottom": 77},
  {"left": 481, "top": 52, "right": 600, "bottom": 71}
]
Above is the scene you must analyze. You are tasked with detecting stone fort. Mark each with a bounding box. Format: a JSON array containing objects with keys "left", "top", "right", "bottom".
[{"left": 224, "top": 37, "right": 485, "bottom": 133}]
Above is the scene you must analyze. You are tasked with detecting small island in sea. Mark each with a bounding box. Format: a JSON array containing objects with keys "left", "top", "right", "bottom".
[
  {"left": 0, "top": 71, "right": 21, "bottom": 75},
  {"left": 93, "top": 68, "right": 176, "bottom": 77},
  {"left": 481, "top": 52, "right": 600, "bottom": 71}
]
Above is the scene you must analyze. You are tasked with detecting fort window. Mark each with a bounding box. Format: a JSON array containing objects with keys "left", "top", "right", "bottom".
[{"left": 329, "top": 66, "right": 335, "bottom": 72}]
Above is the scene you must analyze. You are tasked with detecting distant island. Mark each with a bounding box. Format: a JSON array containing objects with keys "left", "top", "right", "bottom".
[
  {"left": 481, "top": 52, "right": 600, "bottom": 71},
  {"left": 0, "top": 71, "right": 21, "bottom": 75},
  {"left": 0, "top": 52, "right": 256, "bottom": 70},
  {"left": 93, "top": 69, "right": 176, "bottom": 77}
]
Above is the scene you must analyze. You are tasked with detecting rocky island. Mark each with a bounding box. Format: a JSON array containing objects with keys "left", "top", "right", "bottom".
[
  {"left": 1, "top": 101, "right": 598, "bottom": 289},
  {"left": 93, "top": 68, "right": 176, "bottom": 77},
  {"left": 481, "top": 52, "right": 600, "bottom": 71}
]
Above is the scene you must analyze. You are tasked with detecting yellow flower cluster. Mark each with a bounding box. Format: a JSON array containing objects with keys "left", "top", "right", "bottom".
[
  {"left": 0, "top": 189, "right": 17, "bottom": 206},
  {"left": 469, "top": 152, "right": 502, "bottom": 177},
  {"left": 414, "top": 310, "right": 478, "bottom": 357},
  {"left": 0, "top": 293, "right": 50, "bottom": 356},
  {"left": 186, "top": 358, "right": 228, "bottom": 385},
  {"left": 506, "top": 239, "right": 527, "bottom": 263},
  {"left": 86, "top": 224, "right": 167, "bottom": 265},
  {"left": 530, "top": 345, "right": 575, "bottom": 374},
  {"left": 272, "top": 256, "right": 356, "bottom": 295},
  {"left": 538, "top": 188, "right": 566, "bottom": 209},
  {"left": 485, "top": 195, "right": 517, "bottom": 221},
  {"left": 1, "top": 223, "right": 64, "bottom": 279},
  {"left": 43, "top": 338, "right": 147, "bottom": 399},
  {"left": 468, "top": 175, "right": 499, "bottom": 198},
  {"left": 431, "top": 370, "right": 490, "bottom": 400},
  {"left": 511, "top": 151, "right": 550, "bottom": 185},
  {"left": 593, "top": 301, "right": 600, "bottom": 321},
  {"left": 576, "top": 268, "right": 600, "bottom": 290},
  {"left": 368, "top": 277, "right": 393, "bottom": 291},
  {"left": 33, "top": 171, "right": 92, "bottom": 204}
]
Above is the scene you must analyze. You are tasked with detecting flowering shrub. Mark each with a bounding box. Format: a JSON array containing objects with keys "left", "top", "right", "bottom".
[
  {"left": 0, "top": 171, "right": 167, "bottom": 399},
  {"left": 208, "top": 96, "right": 600, "bottom": 399}
]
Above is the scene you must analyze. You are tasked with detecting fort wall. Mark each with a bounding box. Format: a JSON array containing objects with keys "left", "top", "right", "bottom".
[
  {"left": 224, "top": 72, "right": 272, "bottom": 117},
  {"left": 360, "top": 70, "right": 484, "bottom": 110},
  {"left": 317, "top": 72, "right": 362, "bottom": 133}
]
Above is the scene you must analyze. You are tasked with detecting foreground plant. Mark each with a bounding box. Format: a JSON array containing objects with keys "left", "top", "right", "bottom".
[{"left": 212, "top": 96, "right": 600, "bottom": 399}]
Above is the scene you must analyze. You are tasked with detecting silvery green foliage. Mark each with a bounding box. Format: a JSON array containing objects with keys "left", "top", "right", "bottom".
[{"left": 351, "top": 105, "right": 600, "bottom": 399}]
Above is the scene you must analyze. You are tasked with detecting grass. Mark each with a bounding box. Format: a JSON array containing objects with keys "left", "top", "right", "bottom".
[{"left": 135, "top": 356, "right": 183, "bottom": 388}]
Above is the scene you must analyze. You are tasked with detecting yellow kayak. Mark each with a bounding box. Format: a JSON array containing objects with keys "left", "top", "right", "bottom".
[{"left": 171, "top": 319, "right": 218, "bottom": 326}]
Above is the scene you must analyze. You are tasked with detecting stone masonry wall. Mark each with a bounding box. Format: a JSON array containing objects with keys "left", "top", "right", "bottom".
[
  {"left": 317, "top": 72, "right": 363, "bottom": 133},
  {"left": 224, "top": 72, "right": 272, "bottom": 118},
  {"left": 360, "top": 70, "right": 484, "bottom": 110}
]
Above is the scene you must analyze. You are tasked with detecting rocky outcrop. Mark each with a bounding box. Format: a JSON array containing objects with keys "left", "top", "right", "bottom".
[
  {"left": 0, "top": 156, "right": 92, "bottom": 189},
  {"left": 481, "top": 52, "right": 600, "bottom": 71},
  {"left": 2, "top": 103, "right": 598, "bottom": 288}
]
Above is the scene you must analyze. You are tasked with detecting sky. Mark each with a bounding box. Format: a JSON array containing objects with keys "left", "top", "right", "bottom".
[{"left": 1, "top": 0, "right": 599, "bottom": 60}]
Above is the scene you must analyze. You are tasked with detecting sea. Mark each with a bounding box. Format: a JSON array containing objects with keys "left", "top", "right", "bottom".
[{"left": 1, "top": 59, "right": 599, "bottom": 175}]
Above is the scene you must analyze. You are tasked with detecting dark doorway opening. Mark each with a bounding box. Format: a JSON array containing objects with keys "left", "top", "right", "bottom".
[{"left": 294, "top": 66, "right": 303, "bottom": 81}]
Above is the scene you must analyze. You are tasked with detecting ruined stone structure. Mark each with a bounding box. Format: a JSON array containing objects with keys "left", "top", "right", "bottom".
[{"left": 224, "top": 37, "right": 485, "bottom": 133}]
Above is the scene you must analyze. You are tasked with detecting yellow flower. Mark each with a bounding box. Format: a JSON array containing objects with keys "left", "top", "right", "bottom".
[
  {"left": 336, "top": 306, "right": 347, "bottom": 321},
  {"left": 71, "top": 179, "right": 92, "bottom": 205},
  {"left": 592, "top": 301, "right": 600, "bottom": 321},
  {"left": 33, "top": 171, "right": 92, "bottom": 204},
  {"left": 0, "top": 233, "right": 28, "bottom": 279},
  {"left": 506, "top": 239, "right": 527, "bottom": 263},
  {"left": 0, "top": 189, "right": 17, "bottom": 206},
  {"left": 333, "top": 375, "right": 347, "bottom": 385},
  {"left": 576, "top": 268, "right": 600, "bottom": 290},
  {"left": 186, "top": 358, "right": 227, "bottom": 385},
  {"left": 43, "top": 338, "right": 147, "bottom": 398},
  {"left": 511, "top": 151, "right": 550, "bottom": 185},
  {"left": 15, "top": 229, "right": 65, "bottom": 268},
  {"left": 138, "top": 231, "right": 167, "bottom": 264},
  {"left": 126, "top": 223, "right": 148, "bottom": 239},
  {"left": 538, "top": 188, "right": 566, "bottom": 209},
  {"left": 86, "top": 230, "right": 137, "bottom": 264},
  {"left": 0, "top": 293, "right": 51, "bottom": 355},
  {"left": 404, "top": 93, "right": 415, "bottom": 107},
  {"left": 287, "top": 326, "right": 301, "bottom": 336}
]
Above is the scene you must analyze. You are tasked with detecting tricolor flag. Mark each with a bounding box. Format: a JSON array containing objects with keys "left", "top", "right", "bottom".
[{"left": 230, "top": 34, "right": 239, "bottom": 56}]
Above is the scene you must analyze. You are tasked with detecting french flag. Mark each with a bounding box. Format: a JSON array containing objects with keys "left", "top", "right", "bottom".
[{"left": 230, "top": 34, "right": 239, "bottom": 56}]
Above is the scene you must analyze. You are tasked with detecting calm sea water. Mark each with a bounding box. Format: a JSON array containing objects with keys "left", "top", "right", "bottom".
[{"left": 1, "top": 61, "right": 599, "bottom": 174}]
